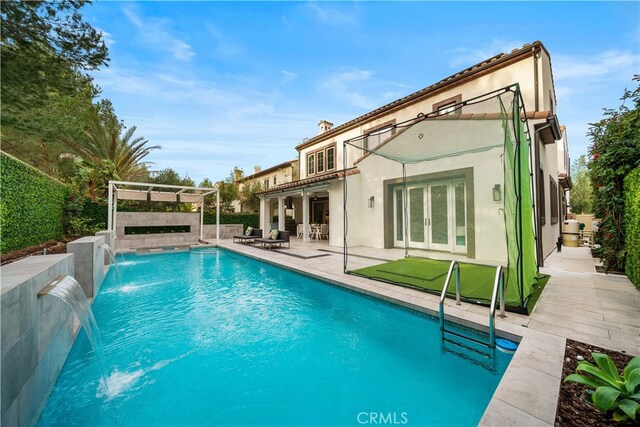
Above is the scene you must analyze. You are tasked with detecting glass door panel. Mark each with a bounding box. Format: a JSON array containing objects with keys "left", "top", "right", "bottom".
[
  {"left": 394, "top": 189, "right": 404, "bottom": 244},
  {"left": 429, "top": 184, "right": 451, "bottom": 250},
  {"left": 409, "top": 187, "right": 426, "bottom": 246},
  {"left": 454, "top": 183, "right": 467, "bottom": 251}
]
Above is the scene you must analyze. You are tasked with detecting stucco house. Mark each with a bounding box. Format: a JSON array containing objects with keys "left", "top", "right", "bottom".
[
  {"left": 258, "top": 41, "right": 570, "bottom": 267},
  {"left": 233, "top": 160, "right": 299, "bottom": 213}
]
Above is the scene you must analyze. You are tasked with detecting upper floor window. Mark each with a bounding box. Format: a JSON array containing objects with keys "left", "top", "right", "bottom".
[
  {"left": 273, "top": 176, "right": 277, "bottom": 186},
  {"left": 317, "top": 151, "right": 325, "bottom": 173},
  {"left": 306, "top": 143, "right": 336, "bottom": 176},
  {"left": 433, "top": 94, "right": 462, "bottom": 115},
  {"left": 263, "top": 179, "right": 269, "bottom": 190},
  {"left": 364, "top": 121, "right": 395, "bottom": 151},
  {"left": 326, "top": 147, "right": 335, "bottom": 170},
  {"left": 308, "top": 153, "right": 315, "bottom": 175}
]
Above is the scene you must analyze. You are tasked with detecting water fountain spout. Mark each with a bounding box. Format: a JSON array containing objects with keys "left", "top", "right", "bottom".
[
  {"left": 99, "top": 243, "right": 121, "bottom": 282},
  {"left": 38, "top": 275, "right": 111, "bottom": 391}
]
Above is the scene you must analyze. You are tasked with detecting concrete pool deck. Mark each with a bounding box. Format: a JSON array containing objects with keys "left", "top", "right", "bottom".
[{"left": 211, "top": 240, "right": 639, "bottom": 426}]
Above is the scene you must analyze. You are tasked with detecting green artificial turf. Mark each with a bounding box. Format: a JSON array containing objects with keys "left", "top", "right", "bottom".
[
  {"left": 353, "top": 257, "right": 552, "bottom": 312},
  {"left": 353, "top": 257, "right": 497, "bottom": 303},
  {"left": 524, "top": 273, "right": 551, "bottom": 314}
]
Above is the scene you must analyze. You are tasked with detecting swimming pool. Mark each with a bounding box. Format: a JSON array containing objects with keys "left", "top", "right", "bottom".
[{"left": 38, "top": 249, "right": 512, "bottom": 426}]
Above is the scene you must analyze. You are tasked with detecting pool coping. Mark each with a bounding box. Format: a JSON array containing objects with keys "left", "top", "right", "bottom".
[{"left": 212, "top": 243, "right": 563, "bottom": 426}]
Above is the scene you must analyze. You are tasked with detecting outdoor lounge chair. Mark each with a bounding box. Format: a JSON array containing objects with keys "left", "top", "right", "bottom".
[
  {"left": 233, "top": 228, "right": 263, "bottom": 244},
  {"left": 255, "top": 230, "right": 290, "bottom": 249}
]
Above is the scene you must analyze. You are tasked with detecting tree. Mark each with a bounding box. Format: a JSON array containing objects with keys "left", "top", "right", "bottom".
[
  {"left": 199, "top": 178, "right": 217, "bottom": 210},
  {"left": 240, "top": 181, "right": 262, "bottom": 212},
  {"left": 588, "top": 76, "right": 640, "bottom": 272},
  {"left": 1, "top": 0, "right": 108, "bottom": 177},
  {"left": 217, "top": 167, "right": 242, "bottom": 212},
  {"left": 570, "top": 155, "right": 593, "bottom": 214},
  {"left": 62, "top": 100, "right": 159, "bottom": 198},
  {"left": 1, "top": 0, "right": 108, "bottom": 113}
]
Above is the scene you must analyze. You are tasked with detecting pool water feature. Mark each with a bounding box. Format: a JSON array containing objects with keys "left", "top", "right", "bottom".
[
  {"left": 38, "top": 249, "right": 512, "bottom": 426},
  {"left": 38, "top": 276, "right": 110, "bottom": 391}
]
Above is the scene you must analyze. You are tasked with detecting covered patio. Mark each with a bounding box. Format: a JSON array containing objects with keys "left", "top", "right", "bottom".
[{"left": 257, "top": 174, "right": 337, "bottom": 243}]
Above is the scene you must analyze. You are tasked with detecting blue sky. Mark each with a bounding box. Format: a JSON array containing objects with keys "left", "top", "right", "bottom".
[{"left": 84, "top": 1, "right": 640, "bottom": 184}]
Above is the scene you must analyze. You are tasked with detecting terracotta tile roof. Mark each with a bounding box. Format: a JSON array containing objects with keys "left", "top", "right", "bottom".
[
  {"left": 239, "top": 159, "right": 297, "bottom": 182},
  {"left": 296, "top": 41, "right": 549, "bottom": 151},
  {"left": 257, "top": 168, "right": 360, "bottom": 195}
]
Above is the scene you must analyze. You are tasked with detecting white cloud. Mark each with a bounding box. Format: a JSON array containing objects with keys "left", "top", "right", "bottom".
[
  {"left": 205, "top": 24, "right": 242, "bottom": 57},
  {"left": 321, "top": 68, "right": 377, "bottom": 109},
  {"left": 123, "top": 8, "right": 195, "bottom": 61},
  {"left": 320, "top": 68, "right": 410, "bottom": 110},
  {"left": 281, "top": 70, "right": 298, "bottom": 84},
  {"left": 447, "top": 39, "right": 526, "bottom": 69},
  {"left": 554, "top": 51, "right": 637, "bottom": 80},
  {"left": 305, "top": 3, "right": 357, "bottom": 26},
  {"left": 554, "top": 50, "right": 638, "bottom": 99}
]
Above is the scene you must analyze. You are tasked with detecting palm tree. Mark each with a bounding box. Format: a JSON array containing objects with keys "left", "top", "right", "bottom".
[{"left": 64, "top": 100, "right": 159, "bottom": 198}]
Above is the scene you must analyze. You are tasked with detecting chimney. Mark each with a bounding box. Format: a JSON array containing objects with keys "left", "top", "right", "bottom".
[
  {"left": 254, "top": 165, "right": 261, "bottom": 174},
  {"left": 318, "top": 120, "right": 333, "bottom": 135}
]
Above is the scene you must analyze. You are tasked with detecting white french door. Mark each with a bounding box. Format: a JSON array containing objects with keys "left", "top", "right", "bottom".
[{"left": 394, "top": 180, "right": 467, "bottom": 254}]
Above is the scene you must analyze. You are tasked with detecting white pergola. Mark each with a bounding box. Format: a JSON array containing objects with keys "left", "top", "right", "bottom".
[{"left": 107, "top": 180, "right": 220, "bottom": 244}]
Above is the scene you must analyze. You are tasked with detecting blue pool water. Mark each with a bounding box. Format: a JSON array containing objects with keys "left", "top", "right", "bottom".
[{"left": 38, "top": 249, "right": 512, "bottom": 426}]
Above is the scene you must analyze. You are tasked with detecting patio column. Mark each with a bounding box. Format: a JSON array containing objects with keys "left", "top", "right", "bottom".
[
  {"left": 113, "top": 190, "right": 118, "bottom": 245},
  {"left": 107, "top": 181, "right": 113, "bottom": 231},
  {"left": 259, "top": 196, "right": 268, "bottom": 232},
  {"left": 302, "top": 189, "right": 309, "bottom": 243},
  {"left": 216, "top": 190, "right": 220, "bottom": 245},
  {"left": 277, "top": 195, "right": 285, "bottom": 231},
  {"left": 199, "top": 198, "right": 204, "bottom": 241}
]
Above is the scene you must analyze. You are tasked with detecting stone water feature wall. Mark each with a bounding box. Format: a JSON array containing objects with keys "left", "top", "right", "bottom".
[
  {"left": 115, "top": 212, "right": 201, "bottom": 249},
  {"left": 1, "top": 254, "right": 75, "bottom": 426}
]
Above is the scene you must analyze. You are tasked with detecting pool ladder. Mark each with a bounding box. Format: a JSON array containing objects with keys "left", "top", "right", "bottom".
[{"left": 438, "top": 261, "right": 505, "bottom": 348}]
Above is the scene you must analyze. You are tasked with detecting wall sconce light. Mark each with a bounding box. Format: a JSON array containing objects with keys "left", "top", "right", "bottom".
[
  {"left": 493, "top": 184, "right": 502, "bottom": 202},
  {"left": 368, "top": 196, "right": 375, "bottom": 208}
]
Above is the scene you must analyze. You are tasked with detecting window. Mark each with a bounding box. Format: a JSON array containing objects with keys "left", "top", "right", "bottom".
[
  {"left": 327, "top": 147, "right": 335, "bottom": 170},
  {"left": 365, "top": 125, "right": 394, "bottom": 150},
  {"left": 539, "top": 168, "right": 546, "bottom": 226},
  {"left": 263, "top": 179, "right": 269, "bottom": 190},
  {"left": 307, "top": 153, "right": 315, "bottom": 175},
  {"left": 273, "top": 176, "right": 277, "bottom": 186},
  {"left": 317, "top": 151, "right": 325, "bottom": 173},
  {"left": 433, "top": 94, "right": 462, "bottom": 115},
  {"left": 550, "top": 177, "right": 559, "bottom": 225},
  {"left": 306, "top": 143, "right": 336, "bottom": 176}
]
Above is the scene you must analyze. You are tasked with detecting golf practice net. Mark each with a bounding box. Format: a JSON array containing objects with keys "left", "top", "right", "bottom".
[{"left": 341, "top": 85, "right": 539, "bottom": 310}]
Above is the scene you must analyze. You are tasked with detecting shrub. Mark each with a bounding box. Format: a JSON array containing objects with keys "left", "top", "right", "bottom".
[
  {"left": 203, "top": 212, "right": 259, "bottom": 231},
  {"left": 625, "top": 167, "right": 640, "bottom": 287},
  {"left": 64, "top": 193, "right": 108, "bottom": 237},
  {"left": 0, "top": 152, "right": 69, "bottom": 253},
  {"left": 564, "top": 353, "right": 640, "bottom": 422},
  {"left": 588, "top": 79, "right": 640, "bottom": 272}
]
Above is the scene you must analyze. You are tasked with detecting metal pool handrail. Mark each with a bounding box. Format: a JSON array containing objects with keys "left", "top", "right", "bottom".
[
  {"left": 489, "top": 265, "right": 506, "bottom": 347},
  {"left": 438, "top": 260, "right": 460, "bottom": 335}
]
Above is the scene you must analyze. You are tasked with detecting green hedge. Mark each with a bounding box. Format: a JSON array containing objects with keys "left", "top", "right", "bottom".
[
  {"left": 0, "top": 152, "right": 70, "bottom": 253},
  {"left": 624, "top": 166, "right": 640, "bottom": 287},
  {"left": 203, "top": 212, "right": 259, "bottom": 231}
]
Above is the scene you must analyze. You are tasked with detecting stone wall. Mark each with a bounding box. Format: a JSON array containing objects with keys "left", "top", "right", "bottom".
[
  {"left": 202, "top": 224, "right": 243, "bottom": 239},
  {"left": 116, "top": 212, "right": 201, "bottom": 249},
  {"left": 1, "top": 254, "right": 75, "bottom": 427},
  {"left": 67, "top": 236, "right": 105, "bottom": 298}
]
